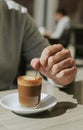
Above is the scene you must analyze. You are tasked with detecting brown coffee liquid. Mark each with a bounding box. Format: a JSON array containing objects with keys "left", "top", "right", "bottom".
[
  {"left": 18, "top": 85, "right": 41, "bottom": 107},
  {"left": 18, "top": 75, "right": 42, "bottom": 107}
]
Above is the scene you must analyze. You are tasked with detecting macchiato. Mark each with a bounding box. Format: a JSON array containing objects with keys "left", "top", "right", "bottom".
[{"left": 18, "top": 75, "right": 42, "bottom": 108}]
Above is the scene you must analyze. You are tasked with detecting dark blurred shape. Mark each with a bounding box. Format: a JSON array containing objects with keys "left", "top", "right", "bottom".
[
  {"left": 14, "top": 0, "right": 34, "bottom": 16},
  {"left": 45, "top": 28, "right": 72, "bottom": 48},
  {"left": 74, "top": 26, "right": 83, "bottom": 59},
  {"left": 56, "top": 8, "right": 68, "bottom": 16},
  {"left": 13, "top": 55, "right": 26, "bottom": 85}
]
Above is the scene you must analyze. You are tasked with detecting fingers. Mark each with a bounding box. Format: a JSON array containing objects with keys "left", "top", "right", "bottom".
[
  {"left": 51, "top": 57, "right": 75, "bottom": 75},
  {"left": 31, "top": 44, "right": 77, "bottom": 86},
  {"left": 31, "top": 58, "right": 50, "bottom": 77},
  {"left": 52, "top": 66, "right": 77, "bottom": 86},
  {"left": 31, "top": 58, "right": 40, "bottom": 70},
  {"left": 56, "top": 66, "right": 77, "bottom": 86},
  {"left": 56, "top": 66, "right": 77, "bottom": 78},
  {"left": 47, "top": 49, "right": 71, "bottom": 70},
  {"left": 40, "top": 44, "right": 63, "bottom": 67}
]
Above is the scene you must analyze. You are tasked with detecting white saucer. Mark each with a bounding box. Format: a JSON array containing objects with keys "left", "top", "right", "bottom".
[{"left": 0, "top": 92, "right": 57, "bottom": 115}]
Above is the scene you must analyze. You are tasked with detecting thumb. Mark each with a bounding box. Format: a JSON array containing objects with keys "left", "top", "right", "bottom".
[{"left": 31, "top": 58, "right": 40, "bottom": 70}]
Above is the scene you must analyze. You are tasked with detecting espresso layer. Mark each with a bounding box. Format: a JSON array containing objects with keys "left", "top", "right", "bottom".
[
  {"left": 18, "top": 85, "right": 41, "bottom": 96},
  {"left": 18, "top": 85, "right": 41, "bottom": 107}
]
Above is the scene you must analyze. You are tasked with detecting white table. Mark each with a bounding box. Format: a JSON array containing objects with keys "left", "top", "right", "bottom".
[{"left": 0, "top": 80, "right": 83, "bottom": 130}]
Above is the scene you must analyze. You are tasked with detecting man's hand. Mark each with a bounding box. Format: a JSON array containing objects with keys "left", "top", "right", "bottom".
[{"left": 31, "top": 44, "right": 77, "bottom": 86}]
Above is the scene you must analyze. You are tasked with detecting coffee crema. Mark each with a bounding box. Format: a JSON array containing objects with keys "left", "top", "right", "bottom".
[
  {"left": 18, "top": 75, "right": 42, "bottom": 107},
  {"left": 18, "top": 75, "right": 42, "bottom": 86}
]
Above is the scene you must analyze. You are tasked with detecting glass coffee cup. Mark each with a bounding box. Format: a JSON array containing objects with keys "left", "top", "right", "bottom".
[{"left": 17, "top": 75, "right": 42, "bottom": 108}]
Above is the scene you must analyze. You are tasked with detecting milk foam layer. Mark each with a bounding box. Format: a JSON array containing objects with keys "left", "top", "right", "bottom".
[{"left": 18, "top": 75, "right": 42, "bottom": 86}]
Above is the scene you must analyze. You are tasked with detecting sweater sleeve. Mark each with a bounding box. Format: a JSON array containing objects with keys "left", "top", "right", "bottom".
[{"left": 22, "top": 13, "right": 50, "bottom": 63}]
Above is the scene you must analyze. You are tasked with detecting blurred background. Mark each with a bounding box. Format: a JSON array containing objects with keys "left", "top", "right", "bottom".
[
  {"left": 14, "top": 0, "right": 83, "bottom": 81},
  {"left": 14, "top": 0, "right": 83, "bottom": 29}
]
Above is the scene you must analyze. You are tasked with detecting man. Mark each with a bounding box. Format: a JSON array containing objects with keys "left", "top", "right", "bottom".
[
  {"left": 0, "top": 0, "right": 77, "bottom": 90},
  {"left": 51, "top": 8, "right": 71, "bottom": 39}
]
